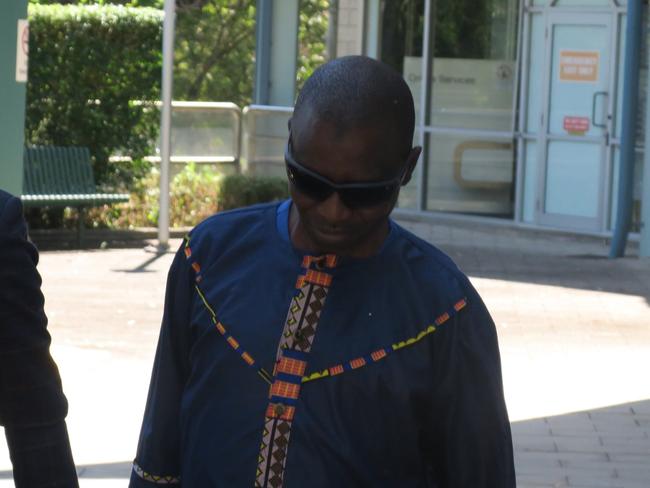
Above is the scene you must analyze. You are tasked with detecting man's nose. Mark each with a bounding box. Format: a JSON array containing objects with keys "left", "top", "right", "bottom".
[{"left": 318, "top": 191, "right": 352, "bottom": 225}]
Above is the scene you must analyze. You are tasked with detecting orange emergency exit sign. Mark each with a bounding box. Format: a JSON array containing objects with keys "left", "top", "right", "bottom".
[{"left": 559, "top": 50, "right": 599, "bottom": 82}]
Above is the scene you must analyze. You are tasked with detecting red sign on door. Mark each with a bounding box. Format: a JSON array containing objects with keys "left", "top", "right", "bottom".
[{"left": 563, "top": 116, "right": 590, "bottom": 134}]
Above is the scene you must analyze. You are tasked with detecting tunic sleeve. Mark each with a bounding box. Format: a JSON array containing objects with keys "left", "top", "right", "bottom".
[
  {"left": 130, "top": 245, "right": 193, "bottom": 487},
  {"left": 0, "top": 194, "right": 79, "bottom": 487},
  {"left": 428, "top": 279, "right": 516, "bottom": 487}
]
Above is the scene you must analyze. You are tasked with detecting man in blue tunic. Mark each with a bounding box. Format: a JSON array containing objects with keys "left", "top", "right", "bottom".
[{"left": 130, "top": 56, "right": 515, "bottom": 487}]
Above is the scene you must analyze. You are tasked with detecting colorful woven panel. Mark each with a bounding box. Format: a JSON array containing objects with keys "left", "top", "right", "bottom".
[{"left": 255, "top": 255, "right": 335, "bottom": 488}]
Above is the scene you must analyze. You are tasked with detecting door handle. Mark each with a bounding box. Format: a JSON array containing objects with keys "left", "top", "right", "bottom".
[{"left": 592, "top": 91, "right": 608, "bottom": 128}]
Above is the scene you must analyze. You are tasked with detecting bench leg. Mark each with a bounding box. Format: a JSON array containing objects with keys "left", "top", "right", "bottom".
[{"left": 77, "top": 207, "right": 85, "bottom": 247}]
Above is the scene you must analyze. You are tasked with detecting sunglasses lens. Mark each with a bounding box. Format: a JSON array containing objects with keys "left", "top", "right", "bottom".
[
  {"left": 286, "top": 163, "right": 334, "bottom": 201},
  {"left": 339, "top": 185, "right": 398, "bottom": 208}
]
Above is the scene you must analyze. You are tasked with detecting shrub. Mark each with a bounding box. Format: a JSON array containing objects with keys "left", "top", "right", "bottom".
[
  {"left": 86, "top": 164, "right": 289, "bottom": 229},
  {"left": 25, "top": 4, "right": 163, "bottom": 187},
  {"left": 218, "top": 173, "right": 289, "bottom": 212}
]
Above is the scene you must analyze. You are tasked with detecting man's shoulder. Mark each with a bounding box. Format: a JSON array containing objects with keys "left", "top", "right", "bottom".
[
  {"left": 392, "top": 221, "right": 472, "bottom": 300},
  {"left": 186, "top": 200, "right": 281, "bottom": 254},
  {"left": 0, "top": 188, "right": 17, "bottom": 219},
  {"left": 0, "top": 188, "right": 12, "bottom": 208},
  {"left": 0, "top": 189, "right": 25, "bottom": 237}
]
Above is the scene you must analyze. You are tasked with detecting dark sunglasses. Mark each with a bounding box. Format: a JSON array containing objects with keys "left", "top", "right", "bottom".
[{"left": 284, "top": 138, "right": 407, "bottom": 208}]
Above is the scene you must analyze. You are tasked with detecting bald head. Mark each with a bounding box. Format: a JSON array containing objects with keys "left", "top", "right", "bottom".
[{"left": 292, "top": 56, "right": 416, "bottom": 158}]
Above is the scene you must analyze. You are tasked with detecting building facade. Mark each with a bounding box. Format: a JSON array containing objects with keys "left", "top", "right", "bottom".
[{"left": 334, "top": 0, "right": 647, "bottom": 237}]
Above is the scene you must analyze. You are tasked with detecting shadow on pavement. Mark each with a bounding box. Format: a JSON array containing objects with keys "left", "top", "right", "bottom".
[
  {"left": 440, "top": 242, "right": 650, "bottom": 306},
  {"left": 513, "top": 399, "right": 650, "bottom": 487},
  {"left": 112, "top": 250, "right": 169, "bottom": 273}
]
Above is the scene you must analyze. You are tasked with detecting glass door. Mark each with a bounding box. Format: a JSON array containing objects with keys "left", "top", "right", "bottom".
[{"left": 537, "top": 13, "right": 613, "bottom": 231}]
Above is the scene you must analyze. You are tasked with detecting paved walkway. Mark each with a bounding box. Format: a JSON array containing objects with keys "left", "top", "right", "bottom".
[{"left": 1, "top": 218, "right": 649, "bottom": 487}]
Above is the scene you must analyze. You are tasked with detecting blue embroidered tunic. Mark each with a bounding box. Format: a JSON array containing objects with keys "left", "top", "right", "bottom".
[{"left": 130, "top": 200, "right": 515, "bottom": 487}]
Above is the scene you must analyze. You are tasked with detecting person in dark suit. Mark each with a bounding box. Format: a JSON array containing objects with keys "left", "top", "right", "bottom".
[{"left": 0, "top": 189, "right": 78, "bottom": 487}]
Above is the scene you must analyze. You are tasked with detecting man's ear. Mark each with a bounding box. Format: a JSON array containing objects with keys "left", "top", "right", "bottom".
[
  {"left": 401, "top": 146, "right": 422, "bottom": 186},
  {"left": 287, "top": 118, "right": 292, "bottom": 132}
]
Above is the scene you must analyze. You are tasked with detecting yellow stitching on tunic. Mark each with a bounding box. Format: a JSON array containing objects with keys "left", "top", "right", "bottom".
[
  {"left": 301, "top": 369, "right": 330, "bottom": 383},
  {"left": 302, "top": 298, "right": 467, "bottom": 384},
  {"left": 195, "top": 285, "right": 218, "bottom": 321}
]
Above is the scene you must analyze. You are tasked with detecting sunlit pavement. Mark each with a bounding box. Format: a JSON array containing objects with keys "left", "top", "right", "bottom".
[{"left": 1, "top": 217, "right": 649, "bottom": 487}]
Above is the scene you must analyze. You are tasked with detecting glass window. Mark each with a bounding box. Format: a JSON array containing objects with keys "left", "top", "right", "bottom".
[
  {"left": 379, "top": 1, "right": 425, "bottom": 75},
  {"left": 424, "top": 133, "right": 515, "bottom": 216},
  {"left": 379, "top": 1, "right": 425, "bottom": 124},
  {"left": 430, "top": 0, "right": 519, "bottom": 131}
]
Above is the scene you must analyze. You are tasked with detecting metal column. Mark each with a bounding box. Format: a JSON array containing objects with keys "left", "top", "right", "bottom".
[
  {"left": 610, "top": 0, "right": 643, "bottom": 258},
  {"left": 641, "top": 6, "right": 650, "bottom": 258},
  {"left": 0, "top": 0, "right": 28, "bottom": 196},
  {"left": 158, "top": 0, "right": 175, "bottom": 249},
  {"left": 254, "top": 0, "right": 299, "bottom": 106}
]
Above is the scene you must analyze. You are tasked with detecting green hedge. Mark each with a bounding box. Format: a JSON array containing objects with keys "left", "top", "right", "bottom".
[{"left": 25, "top": 4, "right": 163, "bottom": 186}]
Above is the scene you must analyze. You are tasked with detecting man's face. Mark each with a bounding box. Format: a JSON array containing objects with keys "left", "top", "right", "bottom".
[{"left": 288, "top": 115, "right": 419, "bottom": 257}]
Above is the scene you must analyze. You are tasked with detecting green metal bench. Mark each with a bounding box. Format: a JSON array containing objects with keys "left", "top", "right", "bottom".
[{"left": 22, "top": 145, "right": 130, "bottom": 246}]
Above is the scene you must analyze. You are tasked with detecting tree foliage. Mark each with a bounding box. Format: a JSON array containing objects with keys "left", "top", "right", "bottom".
[
  {"left": 173, "top": 0, "right": 257, "bottom": 105},
  {"left": 297, "top": 0, "right": 330, "bottom": 92},
  {"left": 172, "top": 0, "right": 329, "bottom": 104},
  {"left": 27, "top": 0, "right": 330, "bottom": 106}
]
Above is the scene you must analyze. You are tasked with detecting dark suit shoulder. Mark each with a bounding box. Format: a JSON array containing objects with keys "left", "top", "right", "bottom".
[{"left": 0, "top": 189, "right": 27, "bottom": 239}]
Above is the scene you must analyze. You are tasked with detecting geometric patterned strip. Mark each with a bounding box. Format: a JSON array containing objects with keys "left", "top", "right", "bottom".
[
  {"left": 255, "top": 417, "right": 292, "bottom": 488},
  {"left": 275, "top": 287, "right": 309, "bottom": 354},
  {"left": 132, "top": 461, "right": 180, "bottom": 484},
  {"left": 194, "top": 283, "right": 273, "bottom": 385},
  {"left": 301, "top": 297, "right": 468, "bottom": 384},
  {"left": 255, "top": 416, "right": 275, "bottom": 487},
  {"left": 256, "top": 255, "right": 335, "bottom": 488}
]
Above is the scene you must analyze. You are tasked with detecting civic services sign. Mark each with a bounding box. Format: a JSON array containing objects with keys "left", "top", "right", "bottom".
[{"left": 16, "top": 19, "right": 29, "bottom": 82}]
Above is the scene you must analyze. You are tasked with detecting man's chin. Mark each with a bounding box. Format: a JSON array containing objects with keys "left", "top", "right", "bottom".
[{"left": 307, "top": 227, "right": 360, "bottom": 255}]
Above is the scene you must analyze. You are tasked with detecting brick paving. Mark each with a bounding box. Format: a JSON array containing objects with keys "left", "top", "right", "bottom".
[{"left": 1, "top": 216, "right": 649, "bottom": 487}]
